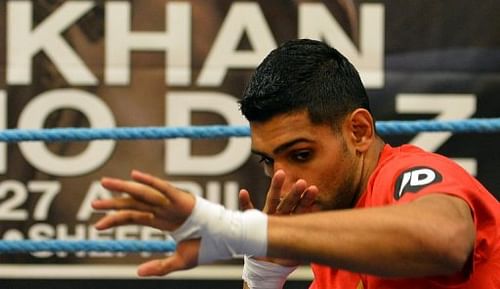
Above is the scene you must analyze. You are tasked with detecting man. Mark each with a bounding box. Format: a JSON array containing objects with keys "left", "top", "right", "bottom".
[{"left": 92, "top": 39, "right": 500, "bottom": 288}]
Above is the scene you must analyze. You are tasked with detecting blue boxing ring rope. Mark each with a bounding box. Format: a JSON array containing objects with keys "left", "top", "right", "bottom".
[
  {"left": 1, "top": 118, "right": 500, "bottom": 142},
  {"left": 0, "top": 240, "right": 176, "bottom": 253},
  {"left": 1, "top": 117, "right": 500, "bottom": 254}
]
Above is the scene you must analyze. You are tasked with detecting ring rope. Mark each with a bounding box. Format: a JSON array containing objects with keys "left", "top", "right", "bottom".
[
  {"left": 0, "top": 125, "right": 250, "bottom": 142},
  {"left": 0, "top": 118, "right": 500, "bottom": 142},
  {"left": 1, "top": 117, "right": 499, "bottom": 254},
  {"left": 0, "top": 240, "right": 176, "bottom": 253}
]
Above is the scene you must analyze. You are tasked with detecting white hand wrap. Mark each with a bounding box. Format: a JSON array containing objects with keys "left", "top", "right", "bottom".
[
  {"left": 169, "top": 209, "right": 201, "bottom": 242},
  {"left": 242, "top": 255, "right": 298, "bottom": 289},
  {"left": 171, "top": 196, "right": 268, "bottom": 264}
]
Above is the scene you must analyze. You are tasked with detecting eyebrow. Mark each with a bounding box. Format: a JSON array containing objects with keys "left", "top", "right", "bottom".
[{"left": 252, "top": 138, "right": 313, "bottom": 157}]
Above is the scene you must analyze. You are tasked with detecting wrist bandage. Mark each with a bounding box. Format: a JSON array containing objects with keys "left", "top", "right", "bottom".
[
  {"left": 169, "top": 209, "right": 201, "bottom": 242},
  {"left": 171, "top": 196, "right": 268, "bottom": 264},
  {"left": 242, "top": 255, "right": 298, "bottom": 289}
]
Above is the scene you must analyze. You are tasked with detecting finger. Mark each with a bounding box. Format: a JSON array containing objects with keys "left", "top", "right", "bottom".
[
  {"left": 239, "top": 189, "right": 255, "bottom": 210},
  {"left": 131, "top": 170, "right": 195, "bottom": 215},
  {"left": 293, "top": 185, "right": 319, "bottom": 214},
  {"left": 101, "top": 177, "right": 166, "bottom": 207},
  {"left": 94, "top": 210, "right": 154, "bottom": 230},
  {"left": 263, "top": 170, "right": 286, "bottom": 214},
  {"left": 91, "top": 196, "right": 155, "bottom": 213},
  {"left": 131, "top": 170, "right": 180, "bottom": 202},
  {"left": 276, "top": 179, "right": 307, "bottom": 214}
]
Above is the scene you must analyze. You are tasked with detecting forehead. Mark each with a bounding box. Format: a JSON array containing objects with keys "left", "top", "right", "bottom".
[{"left": 250, "top": 111, "right": 337, "bottom": 151}]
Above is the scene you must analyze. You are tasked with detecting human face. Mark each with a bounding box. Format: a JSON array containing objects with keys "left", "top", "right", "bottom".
[{"left": 250, "top": 110, "right": 363, "bottom": 211}]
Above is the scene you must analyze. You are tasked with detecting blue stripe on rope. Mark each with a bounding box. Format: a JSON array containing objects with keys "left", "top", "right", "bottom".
[
  {"left": 0, "top": 240, "right": 176, "bottom": 253},
  {"left": 0, "top": 125, "right": 251, "bottom": 142},
  {"left": 0, "top": 118, "right": 499, "bottom": 143},
  {"left": 377, "top": 119, "right": 500, "bottom": 134}
]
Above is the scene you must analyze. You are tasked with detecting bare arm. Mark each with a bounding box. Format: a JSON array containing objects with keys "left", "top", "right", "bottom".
[
  {"left": 267, "top": 194, "right": 475, "bottom": 277},
  {"left": 93, "top": 172, "right": 475, "bottom": 279}
]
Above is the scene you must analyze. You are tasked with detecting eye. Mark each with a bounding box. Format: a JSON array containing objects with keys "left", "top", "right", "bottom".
[
  {"left": 291, "top": 150, "right": 312, "bottom": 162},
  {"left": 259, "top": 155, "right": 274, "bottom": 166},
  {"left": 258, "top": 156, "right": 274, "bottom": 177}
]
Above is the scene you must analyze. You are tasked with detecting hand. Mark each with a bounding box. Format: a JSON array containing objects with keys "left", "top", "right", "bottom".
[
  {"left": 239, "top": 170, "right": 319, "bottom": 216},
  {"left": 92, "top": 170, "right": 200, "bottom": 276},
  {"left": 137, "top": 239, "right": 200, "bottom": 277},
  {"left": 92, "top": 170, "right": 195, "bottom": 232},
  {"left": 239, "top": 170, "right": 318, "bottom": 267}
]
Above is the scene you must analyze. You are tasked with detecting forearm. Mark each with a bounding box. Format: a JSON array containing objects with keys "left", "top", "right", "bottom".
[{"left": 267, "top": 195, "right": 474, "bottom": 277}]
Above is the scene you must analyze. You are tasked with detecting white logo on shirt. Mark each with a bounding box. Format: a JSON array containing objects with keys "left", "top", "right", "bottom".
[{"left": 394, "top": 167, "right": 442, "bottom": 200}]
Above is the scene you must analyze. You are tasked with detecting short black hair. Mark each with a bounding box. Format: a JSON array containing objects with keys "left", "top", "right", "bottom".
[{"left": 239, "top": 39, "right": 370, "bottom": 130}]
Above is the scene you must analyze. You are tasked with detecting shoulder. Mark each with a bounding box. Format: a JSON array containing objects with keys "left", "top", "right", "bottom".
[
  {"left": 367, "top": 144, "right": 485, "bottom": 204},
  {"left": 376, "top": 144, "right": 472, "bottom": 185},
  {"left": 379, "top": 144, "right": 467, "bottom": 177}
]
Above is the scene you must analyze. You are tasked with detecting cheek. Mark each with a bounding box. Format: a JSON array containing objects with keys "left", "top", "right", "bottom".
[
  {"left": 307, "top": 158, "right": 345, "bottom": 192},
  {"left": 313, "top": 153, "right": 359, "bottom": 206},
  {"left": 279, "top": 150, "right": 354, "bottom": 196},
  {"left": 315, "top": 168, "right": 343, "bottom": 195}
]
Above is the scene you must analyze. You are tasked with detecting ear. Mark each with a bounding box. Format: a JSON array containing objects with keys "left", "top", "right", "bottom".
[{"left": 344, "top": 108, "right": 375, "bottom": 154}]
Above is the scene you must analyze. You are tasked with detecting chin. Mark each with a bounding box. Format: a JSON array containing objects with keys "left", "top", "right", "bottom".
[{"left": 318, "top": 195, "right": 353, "bottom": 211}]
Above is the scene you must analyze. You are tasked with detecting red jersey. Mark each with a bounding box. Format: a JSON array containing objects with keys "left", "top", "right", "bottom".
[{"left": 309, "top": 144, "right": 500, "bottom": 289}]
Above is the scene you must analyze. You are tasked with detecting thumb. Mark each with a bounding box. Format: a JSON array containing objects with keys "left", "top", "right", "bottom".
[
  {"left": 137, "top": 239, "right": 200, "bottom": 276},
  {"left": 138, "top": 258, "right": 174, "bottom": 277},
  {"left": 137, "top": 254, "right": 196, "bottom": 277},
  {"left": 239, "top": 189, "right": 255, "bottom": 211}
]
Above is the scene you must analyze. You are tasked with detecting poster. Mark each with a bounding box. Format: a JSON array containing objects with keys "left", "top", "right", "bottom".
[{"left": 0, "top": 0, "right": 499, "bottom": 287}]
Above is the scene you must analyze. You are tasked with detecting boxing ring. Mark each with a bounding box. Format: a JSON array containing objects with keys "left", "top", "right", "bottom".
[
  {"left": 0, "top": 118, "right": 497, "bottom": 282},
  {"left": 0, "top": 117, "right": 500, "bottom": 255}
]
